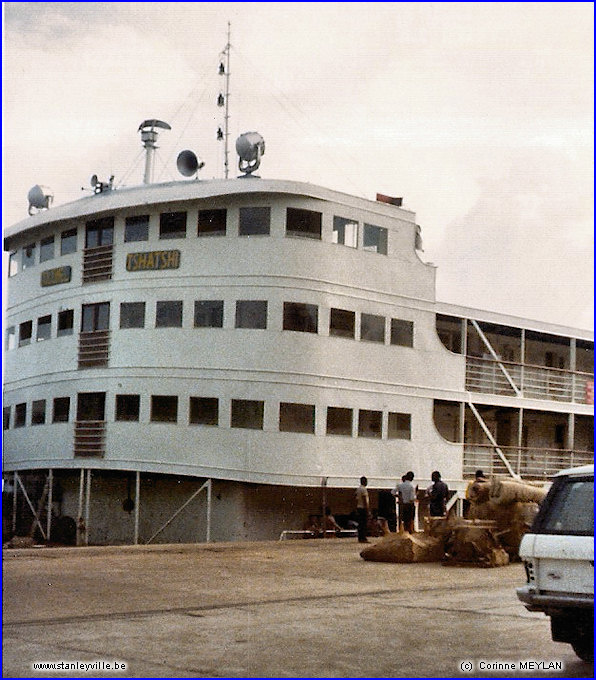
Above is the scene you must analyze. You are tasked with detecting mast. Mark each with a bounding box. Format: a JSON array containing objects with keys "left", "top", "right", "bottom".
[{"left": 218, "top": 22, "right": 232, "bottom": 179}]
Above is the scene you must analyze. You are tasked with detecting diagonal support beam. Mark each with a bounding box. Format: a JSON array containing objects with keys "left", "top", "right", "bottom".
[
  {"left": 470, "top": 319, "right": 521, "bottom": 397},
  {"left": 468, "top": 402, "right": 522, "bottom": 480},
  {"left": 15, "top": 472, "right": 47, "bottom": 540}
]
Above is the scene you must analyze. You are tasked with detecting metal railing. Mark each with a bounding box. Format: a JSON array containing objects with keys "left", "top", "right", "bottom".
[
  {"left": 466, "top": 356, "right": 593, "bottom": 404},
  {"left": 463, "top": 443, "right": 593, "bottom": 480}
]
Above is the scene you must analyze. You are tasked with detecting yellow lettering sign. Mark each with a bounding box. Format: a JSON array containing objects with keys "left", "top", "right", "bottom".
[{"left": 126, "top": 250, "right": 180, "bottom": 272}]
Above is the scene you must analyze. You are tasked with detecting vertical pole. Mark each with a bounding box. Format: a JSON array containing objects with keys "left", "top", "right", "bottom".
[
  {"left": 517, "top": 409, "right": 524, "bottom": 476},
  {"left": 223, "top": 21, "right": 231, "bottom": 179},
  {"left": 206, "top": 479, "right": 212, "bottom": 543},
  {"left": 84, "top": 469, "right": 91, "bottom": 546},
  {"left": 46, "top": 469, "right": 53, "bottom": 542},
  {"left": 12, "top": 471, "right": 18, "bottom": 534},
  {"left": 520, "top": 329, "right": 526, "bottom": 395},
  {"left": 321, "top": 477, "right": 327, "bottom": 538},
  {"left": 567, "top": 413, "right": 575, "bottom": 467},
  {"left": 77, "top": 469, "right": 84, "bottom": 546},
  {"left": 570, "top": 338, "right": 577, "bottom": 402},
  {"left": 134, "top": 471, "right": 140, "bottom": 546}
]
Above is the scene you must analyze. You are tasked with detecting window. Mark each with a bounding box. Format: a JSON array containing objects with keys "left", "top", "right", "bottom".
[
  {"left": 76, "top": 392, "right": 106, "bottom": 421},
  {"left": 9, "top": 251, "right": 18, "bottom": 277},
  {"left": 32, "top": 399, "right": 46, "bottom": 425},
  {"left": 239, "top": 207, "right": 270, "bottom": 236},
  {"left": 61, "top": 228, "right": 77, "bottom": 255},
  {"left": 332, "top": 216, "right": 358, "bottom": 248},
  {"left": 286, "top": 208, "right": 322, "bottom": 239},
  {"left": 198, "top": 209, "right": 226, "bottom": 236},
  {"left": 279, "top": 402, "right": 315, "bottom": 434},
  {"left": 57, "top": 309, "right": 74, "bottom": 336},
  {"left": 391, "top": 319, "right": 413, "bottom": 347},
  {"left": 124, "top": 215, "right": 149, "bottom": 242},
  {"left": 40, "top": 236, "right": 55, "bottom": 262},
  {"left": 329, "top": 308, "right": 355, "bottom": 339},
  {"left": 52, "top": 397, "right": 70, "bottom": 423},
  {"left": 156, "top": 301, "right": 183, "bottom": 328},
  {"left": 231, "top": 399, "right": 264, "bottom": 429},
  {"left": 22, "top": 243, "right": 36, "bottom": 269},
  {"left": 283, "top": 302, "right": 318, "bottom": 333},
  {"left": 194, "top": 300, "right": 224, "bottom": 328},
  {"left": 361, "top": 313, "right": 385, "bottom": 343},
  {"left": 5, "top": 326, "right": 16, "bottom": 351},
  {"left": 85, "top": 217, "right": 114, "bottom": 247},
  {"left": 326, "top": 407, "right": 352, "bottom": 436},
  {"left": 358, "top": 409, "right": 382, "bottom": 438},
  {"left": 160, "top": 211, "right": 187, "bottom": 239},
  {"left": 189, "top": 397, "right": 219, "bottom": 426},
  {"left": 37, "top": 315, "right": 52, "bottom": 341},
  {"left": 19, "top": 320, "right": 33, "bottom": 346},
  {"left": 535, "top": 476, "right": 593, "bottom": 536},
  {"left": 3, "top": 407, "right": 10, "bottom": 430},
  {"left": 15, "top": 403, "right": 27, "bottom": 428},
  {"left": 81, "top": 302, "right": 110, "bottom": 332},
  {"left": 388, "top": 412, "right": 411, "bottom": 440},
  {"left": 363, "top": 224, "right": 388, "bottom": 254},
  {"left": 116, "top": 394, "right": 140, "bottom": 422},
  {"left": 235, "top": 300, "right": 267, "bottom": 329},
  {"left": 151, "top": 395, "right": 178, "bottom": 423},
  {"left": 120, "top": 302, "right": 146, "bottom": 329}
]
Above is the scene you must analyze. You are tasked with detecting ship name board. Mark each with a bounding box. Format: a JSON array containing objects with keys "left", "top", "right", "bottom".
[
  {"left": 126, "top": 250, "right": 180, "bottom": 271},
  {"left": 41, "top": 266, "right": 72, "bottom": 287}
]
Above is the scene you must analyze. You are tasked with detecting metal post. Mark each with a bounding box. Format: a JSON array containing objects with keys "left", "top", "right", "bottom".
[
  {"left": 321, "top": 476, "right": 327, "bottom": 538},
  {"left": 223, "top": 22, "right": 231, "bottom": 178},
  {"left": 206, "top": 479, "right": 212, "bottom": 543},
  {"left": 517, "top": 409, "right": 523, "bottom": 476},
  {"left": 520, "top": 329, "right": 526, "bottom": 395},
  {"left": 46, "top": 469, "right": 53, "bottom": 542},
  {"left": 77, "top": 469, "right": 84, "bottom": 546},
  {"left": 84, "top": 469, "right": 92, "bottom": 546},
  {"left": 134, "top": 471, "right": 140, "bottom": 545},
  {"left": 12, "top": 471, "right": 18, "bottom": 534},
  {"left": 568, "top": 413, "right": 575, "bottom": 467}
]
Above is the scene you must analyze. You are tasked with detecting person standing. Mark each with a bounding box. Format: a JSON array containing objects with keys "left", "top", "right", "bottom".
[
  {"left": 427, "top": 470, "right": 449, "bottom": 517},
  {"left": 355, "top": 476, "right": 370, "bottom": 543},
  {"left": 396, "top": 471, "right": 416, "bottom": 533}
]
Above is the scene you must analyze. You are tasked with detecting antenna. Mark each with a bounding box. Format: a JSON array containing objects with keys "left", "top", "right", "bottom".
[
  {"left": 138, "top": 119, "right": 171, "bottom": 184},
  {"left": 217, "top": 22, "right": 231, "bottom": 178}
]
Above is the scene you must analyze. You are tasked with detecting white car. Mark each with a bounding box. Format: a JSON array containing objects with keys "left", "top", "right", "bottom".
[{"left": 517, "top": 464, "right": 593, "bottom": 662}]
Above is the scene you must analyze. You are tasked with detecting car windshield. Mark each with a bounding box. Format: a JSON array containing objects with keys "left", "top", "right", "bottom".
[{"left": 538, "top": 476, "right": 593, "bottom": 536}]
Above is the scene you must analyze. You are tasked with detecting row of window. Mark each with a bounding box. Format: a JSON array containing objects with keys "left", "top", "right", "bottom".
[
  {"left": 6, "top": 301, "right": 414, "bottom": 348},
  {"left": 8, "top": 208, "right": 390, "bottom": 276},
  {"left": 3, "top": 395, "right": 412, "bottom": 439}
]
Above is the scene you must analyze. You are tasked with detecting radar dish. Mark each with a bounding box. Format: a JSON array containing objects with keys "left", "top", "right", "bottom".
[
  {"left": 137, "top": 119, "right": 172, "bottom": 132},
  {"left": 236, "top": 132, "right": 265, "bottom": 175},
  {"left": 177, "top": 150, "right": 205, "bottom": 177}
]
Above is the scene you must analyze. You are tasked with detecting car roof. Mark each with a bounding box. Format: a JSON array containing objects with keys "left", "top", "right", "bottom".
[{"left": 554, "top": 464, "right": 594, "bottom": 477}]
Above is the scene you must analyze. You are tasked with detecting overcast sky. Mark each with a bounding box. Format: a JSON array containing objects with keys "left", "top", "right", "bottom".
[{"left": 3, "top": 2, "right": 593, "bottom": 330}]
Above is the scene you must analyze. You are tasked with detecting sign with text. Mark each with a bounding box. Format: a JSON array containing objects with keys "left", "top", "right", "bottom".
[
  {"left": 126, "top": 250, "right": 180, "bottom": 272},
  {"left": 41, "top": 266, "right": 72, "bottom": 287}
]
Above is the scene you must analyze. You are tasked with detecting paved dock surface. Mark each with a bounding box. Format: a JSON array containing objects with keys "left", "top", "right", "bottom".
[{"left": 2, "top": 539, "right": 593, "bottom": 678}]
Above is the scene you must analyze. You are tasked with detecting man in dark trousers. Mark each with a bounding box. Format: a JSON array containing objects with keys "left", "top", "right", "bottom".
[
  {"left": 355, "top": 476, "right": 370, "bottom": 543},
  {"left": 428, "top": 470, "right": 449, "bottom": 517}
]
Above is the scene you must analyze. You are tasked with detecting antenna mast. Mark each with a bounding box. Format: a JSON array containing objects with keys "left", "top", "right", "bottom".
[{"left": 218, "top": 22, "right": 232, "bottom": 179}]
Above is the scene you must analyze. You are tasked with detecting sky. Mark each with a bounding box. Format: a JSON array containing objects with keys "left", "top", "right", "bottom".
[{"left": 2, "top": 1, "right": 594, "bottom": 330}]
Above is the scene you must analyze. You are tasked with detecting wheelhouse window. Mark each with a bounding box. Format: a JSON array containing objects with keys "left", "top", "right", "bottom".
[
  {"left": 5, "top": 326, "right": 16, "bottom": 350},
  {"left": 19, "top": 320, "right": 32, "bottom": 346},
  {"left": 360, "top": 313, "right": 385, "bottom": 343},
  {"left": 388, "top": 412, "right": 411, "bottom": 440},
  {"left": 358, "top": 409, "right": 382, "bottom": 438},
  {"left": 61, "top": 228, "right": 77, "bottom": 255},
  {"left": 156, "top": 301, "right": 183, "bottom": 328},
  {"left": 363, "top": 224, "right": 388, "bottom": 254},
  {"left": 326, "top": 407, "right": 352, "bottom": 436},
  {"left": 116, "top": 394, "right": 140, "bottom": 422},
  {"left": 159, "top": 211, "right": 187, "bottom": 239},
  {"left": 22, "top": 243, "right": 36, "bottom": 269},
  {"left": 286, "top": 208, "right": 322, "bottom": 240},
  {"left": 332, "top": 216, "right": 358, "bottom": 248},
  {"left": 120, "top": 302, "right": 146, "bottom": 329},
  {"left": 85, "top": 217, "right": 114, "bottom": 247},
  {"left": 37, "top": 315, "right": 52, "bottom": 341},
  {"left": 151, "top": 395, "right": 178, "bottom": 423},
  {"left": 81, "top": 302, "right": 110, "bottom": 332},
  {"left": 57, "top": 309, "right": 74, "bottom": 336},
  {"left": 15, "top": 403, "right": 27, "bottom": 428},
  {"left": 195, "top": 300, "right": 224, "bottom": 328},
  {"left": 391, "top": 319, "right": 414, "bottom": 347},
  {"left": 40, "top": 236, "right": 55, "bottom": 262},
  {"left": 31, "top": 399, "right": 46, "bottom": 425},
  {"left": 231, "top": 399, "right": 264, "bottom": 429},
  {"left": 198, "top": 209, "right": 227, "bottom": 237},
  {"left": 279, "top": 402, "right": 315, "bottom": 434},
  {"left": 235, "top": 300, "right": 267, "bottom": 329},
  {"left": 52, "top": 397, "right": 70, "bottom": 423},
  {"left": 329, "top": 308, "right": 355, "bottom": 339},
  {"left": 283, "top": 302, "right": 318, "bottom": 333},
  {"left": 3, "top": 407, "right": 10, "bottom": 430},
  {"left": 189, "top": 397, "right": 219, "bottom": 426},
  {"left": 8, "top": 251, "right": 18, "bottom": 277},
  {"left": 239, "top": 207, "right": 270, "bottom": 236},
  {"left": 124, "top": 215, "right": 149, "bottom": 242},
  {"left": 77, "top": 392, "right": 106, "bottom": 421}
]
